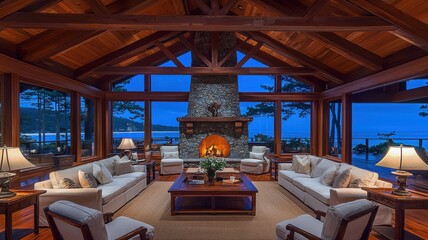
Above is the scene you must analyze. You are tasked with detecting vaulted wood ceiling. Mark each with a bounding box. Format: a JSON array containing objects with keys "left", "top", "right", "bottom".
[{"left": 0, "top": 0, "right": 427, "bottom": 91}]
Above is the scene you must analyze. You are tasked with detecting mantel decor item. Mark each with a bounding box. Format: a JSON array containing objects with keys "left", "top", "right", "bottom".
[
  {"left": 207, "top": 102, "right": 221, "bottom": 117},
  {"left": 376, "top": 145, "right": 428, "bottom": 196},
  {"left": 199, "top": 157, "right": 226, "bottom": 182},
  {"left": 117, "top": 138, "right": 136, "bottom": 159},
  {"left": 0, "top": 146, "right": 35, "bottom": 198}
]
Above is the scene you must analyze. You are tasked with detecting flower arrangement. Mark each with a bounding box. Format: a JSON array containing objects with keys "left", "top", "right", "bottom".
[
  {"left": 199, "top": 157, "right": 226, "bottom": 181},
  {"left": 207, "top": 102, "right": 221, "bottom": 117}
]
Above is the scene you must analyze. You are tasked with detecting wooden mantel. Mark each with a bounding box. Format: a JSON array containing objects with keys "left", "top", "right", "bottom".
[{"left": 177, "top": 117, "right": 252, "bottom": 122}]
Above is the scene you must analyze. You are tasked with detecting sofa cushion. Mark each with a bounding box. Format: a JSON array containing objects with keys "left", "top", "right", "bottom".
[
  {"left": 59, "top": 178, "right": 81, "bottom": 189},
  {"left": 114, "top": 172, "right": 146, "bottom": 182},
  {"left": 305, "top": 181, "right": 332, "bottom": 205},
  {"left": 78, "top": 170, "right": 98, "bottom": 188},
  {"left": 296, "top": 157, "right": 311, "bottom": 175},
  {"left": 50, "top": 163, "right": 93, "bottom": 189},
  {"left": 97, "top": 178, "right": 135, "bottom": 204},
  {"left": 252, "top": 146, "right": 267, "bottom": 153},
  {"left": 241, "top": 159, "right": 264, "bottom": 166},
  {"left": 332, "top": 168, "right": 352, "bottom": 188},
  {"left": 93, "top": 163, "right": 113, "bottom": 185},
  {"left": 162, "top": 151, "right": 179, "bottom": 159},
  {"left": 114, "top": 160, "right": 133, "bottom": 175},
  {"left": 320, "top": 165, "right": 339, "bottom": 186},
  {"left": 249, "top": 152, "right": 264, "bottom": 160},
  {"left": 337, "top": 163, "right": 379, "bottom": 187},
  {"left": 278, "top": 170, "right": 311, "bottom": 182},
  {"left": 311, "top": 159, "right": 340, "bottom": 178},
  {"left": 98, "top": 155, "right": 120, "bottom": 176},
  {"left": 276, "top": 214, "right": 323, "bottom": 240},
  {"left": 106, "top": 216, "right": 155, "bottom": 240},
  {"left": 160, "top": 145, "right": 178, "bottom": 153},
  {"left": 161, "top": 158, "right": 183, "bottom": 166}
]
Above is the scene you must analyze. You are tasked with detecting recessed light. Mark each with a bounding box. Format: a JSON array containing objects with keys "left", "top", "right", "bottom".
[{"left": 237, "top": 5, "right": 243, "bottom": 10}]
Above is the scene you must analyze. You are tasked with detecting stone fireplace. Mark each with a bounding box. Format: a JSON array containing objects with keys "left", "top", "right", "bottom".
[{"left": 178, "top": 32, "right": 252, "bottom": 159}]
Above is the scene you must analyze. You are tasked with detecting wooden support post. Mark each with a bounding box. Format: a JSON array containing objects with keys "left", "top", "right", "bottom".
[
  {"left": 311, "top": 99, "right": 319, "bottom": 156},
  {"left": 342, "top": 93, "right": 352, "bottom": 163},
  {"left": 275, "top": 75, "right": 282, "bottom": 156},
  {"left": 71, "top": 92, "right": 81, "bottom": 162},
  {"left": 1, "top": 73, "right": 20, "bottom": 147},
  {"left": 95, "top": 95, "right": 103, "bottom": 158},
  {"left": 144, "top": 74, "right": 152, "bottom": 152}
]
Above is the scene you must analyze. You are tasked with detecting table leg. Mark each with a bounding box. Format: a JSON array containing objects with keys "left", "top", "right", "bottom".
[
  {"left": 275, "top": 162, "right": 278, "bottom": 180},
  {"left": 252, "top": 193, "right": 256, "bottom": 216},
  {"left": 147, "top": 166, "right": 151, "bottom": 184},
  {"left": 395, "top": 207, "right": 405, "bottom": 240},
  {"left": 34, "top": 197, "right": 39, "bottom": 234},
  {"left": 170, "top": 195, "right": 176, "bottom": 215},
  {"left": 5, "top": 207, "right": 12, "bottom": 240},
  {"left": 151, "top": 163, "right": 155, "bottom": 182}
]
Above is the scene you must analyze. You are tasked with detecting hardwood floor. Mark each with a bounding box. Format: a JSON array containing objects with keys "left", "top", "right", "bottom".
[{"left": 2, "top": 170, "right": 427, "bottom": 240}]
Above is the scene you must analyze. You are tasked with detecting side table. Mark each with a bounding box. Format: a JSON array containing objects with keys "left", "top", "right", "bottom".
[
  {"left": 133, "top": 160, "right": 156, "bottom": 184},
  {"left": 0, "top": 190, "right": 46, "bottom": 240},
  {"left": 362, "top": 187, "right": 428, "bottom": 240},
  {"left": 270, "top": 158, "right": 291, "bottom": 180}
]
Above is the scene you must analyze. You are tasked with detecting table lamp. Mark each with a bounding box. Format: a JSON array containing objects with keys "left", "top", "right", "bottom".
[
  {"left": 117, "top": 138, "right": 136, "bottom": 159},
  {"left": 376, "top": 145, "right": 428, "bottom": 196},
  {"left": 0, "top": 146, "right": 35, "bottom": 198}
]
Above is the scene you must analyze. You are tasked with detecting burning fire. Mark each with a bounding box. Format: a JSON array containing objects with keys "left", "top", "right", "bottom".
[{"left": 202, "top": 145, "right": 224, "bottom": 157}]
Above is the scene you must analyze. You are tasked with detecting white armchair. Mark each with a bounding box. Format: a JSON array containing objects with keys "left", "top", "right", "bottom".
[
  {"left": 45, "top": 200, "right": 154, "bottom": 240},
  {"left": 160, "top": 146, "right": 184, "bottom": 175},
  {"left": 240, "top": 146, "right": 270, "bottom": 174},
  {"left": 275, "top": 199, "right": 378, "bottom": 240}
]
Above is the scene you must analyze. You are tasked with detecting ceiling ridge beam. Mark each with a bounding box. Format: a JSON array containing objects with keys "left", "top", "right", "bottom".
[
  {"left": 347, "top": 0, "right": 428, "bottom": 52},
  {"left": 244, "top": 31, "right": 344, "bottom": 84},
  {"left": 75, "top": 31, "right": 181, "bottom": 79},
  {"left": 1, "top": 13, "right": 396, "bottom": 32},
  {"left": 95, "top": 66, "right": 316, "bottom": 75}
]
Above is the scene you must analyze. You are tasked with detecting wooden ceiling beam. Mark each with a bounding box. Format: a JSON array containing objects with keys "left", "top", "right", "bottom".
[
  {"left": 179, "top": 36, "right": 212, "bottom": 67},
  {"left": 246, "top": 0, "right": 304, "bottom": 17},
  {"left": 19, "top": 0, "right": 62, "bottom": 12},
  {"left": 236, "top": 42, "right": 262, "bottom": 68},
  {"left": 0, "top": 38, "right": 17, "bottom": 57},
  {"left": 0, "top": 0, "right": 35, "bottom": 19},
  {"left": 307, "top": 32, "right": 384, "bottom": 71},
  {"left": 95, "top": 66, "right": 316, "bottom": 75},
  {"left": 245, "top": 31, "right": 344, "bottom": 84},
  {"left": 253, "top": 0, "right": 384, "bottom": 71},
  {"left": 347, "top": 0, "right": 428, "bottom": 52},
  {"left": 155, "top": 41, "right": 185, "bottom": 68},
  {"left": 18, "top": 30, "right": 104, "bottom": 62},
  {"left": 219, "top": 0, "right": 238, "bottom": 15},
  {"left": 182, "top": 0, "right": 191, "bottom": 15},
  {"left": 236, "top": 38, "right": 326, "bottom": 90},
  {"left": 0, "top": 13, "right": 396, "bottom": 32},
  {"left": 321, "top": 56, "right": 428, "bottom": 99},
  {"left": 193, "top": 0, "right": 211, "bottom": 15},
  {"left": 75, "top": 31, "right": 182, "bottom": 80},
  {"left": 17, "top": 0, "right": 158, "bottom": 63},
  {"left": 82, "top": 0, "right": 110, "bottom": 14}
]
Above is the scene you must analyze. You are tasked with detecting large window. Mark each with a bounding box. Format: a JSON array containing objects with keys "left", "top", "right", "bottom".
[
  {"left": 112, "top": 101, "right": 145, "bottom": 152},
  {"left": 352, "top": 103, "right": 428, "bottom": 179},
  {"left": 328, "top": 99, "right": 342, "bottom": 157},
  {"left": 406, "top": 77, "right": 428, "bottom": 90},
  {"left": 151, "top": 75, "right": 191, "bottom": 92},
  {"left": 238, "top": 75, "right": 274, "bottom": 92},
  {"left": 81, "top": 97, "right": 95, "bottom": 157},
  {"left": 241, "top": 102, "right": 275, "bottom": 151},
  {"left": 112, "top": 75, "right": 145, "bottom": 92},
  {"left": 151, "top": 102, "right": 187, "bottom": 146},
  {"left": 281, "top": 102, "right": 311, "bottom": 153},
  {"left": 20, "top": 83, "right": 71, "bottom": 166},
  {"left": 281, "top": 75, "right": 312, "bottom": 93}
]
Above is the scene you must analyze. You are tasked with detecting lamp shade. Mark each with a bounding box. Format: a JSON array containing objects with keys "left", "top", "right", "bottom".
[
  {"left": 117, "top": 138, "right": 136, "bottom": 150},
  {"left": 0, "top": 146, "right": 35, "bottom": 171},
  {"left": 376, "top": 146, "right": 428, "bottom": 170}
]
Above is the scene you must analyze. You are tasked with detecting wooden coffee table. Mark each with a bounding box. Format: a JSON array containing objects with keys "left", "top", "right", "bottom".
[{"left": 168, "top": 172, "right": 258, "bottom": 215}]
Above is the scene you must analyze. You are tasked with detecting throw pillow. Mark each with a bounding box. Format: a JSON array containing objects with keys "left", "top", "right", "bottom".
[
  {"left": 252, "top": 146, "right": 267, "bottom": 153},
  {"left": 249, "top": 152, "right": 264, "bottom": 160},
  {"left": 320, "top": 165, "right": 339, "bottom": 186},
  {"left": 59, "top": 178, "right": 81, "bottom": 189},
  {"left": 332, "top": 168, "right": 352, "bottom": 188},
  {"left": 291, "top": 155, "right": 309, "bottom": 172},
  {"left": 131, "top": 152, "right": 138, "bottom": 160},
  {"left": 348, "top": 179, "right": 362, "bottom": 188},
  {"left": 93, "top": 163, "right": 113, "bottom": 184},
  {"left": 162, "top": 151, "right": 179, "bottom": 159},
  {"left": 115, "top": 160, "right": 133, "bottom": 175},
  {"left": 296, "top": 157, "right": 311, "bottom": 175},
  {"left": 78, "top": 170, "right": 98, "bottom": 188}
]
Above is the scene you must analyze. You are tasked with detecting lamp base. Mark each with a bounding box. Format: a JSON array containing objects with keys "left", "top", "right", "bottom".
[
  {"left": 391, "top": 170, "right": 413, "bottom": 196},
  {"left": 0, "top": 191, "right": 16, "bottom": 199}
]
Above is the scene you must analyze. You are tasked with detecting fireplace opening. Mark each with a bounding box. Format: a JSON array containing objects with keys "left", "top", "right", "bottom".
[{"left": 199, "top": 135, "right": 230, "bottom": 158}]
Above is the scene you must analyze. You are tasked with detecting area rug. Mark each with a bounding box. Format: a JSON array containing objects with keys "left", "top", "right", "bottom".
[{"left": 115, "top": 181, "right": 311, "bottom": 240}]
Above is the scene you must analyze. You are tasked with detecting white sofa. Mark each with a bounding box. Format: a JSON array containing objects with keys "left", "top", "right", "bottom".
[
  {"left": 278, "top": 155, "right": 392, "bottom": 225},
  {"left": 34, "top": 155, "right": 147, "bottom": 226}
]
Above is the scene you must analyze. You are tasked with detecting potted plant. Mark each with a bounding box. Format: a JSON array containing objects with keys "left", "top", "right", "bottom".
[{"left": 199, "top": 157, "right": 226, "bottom": 182}]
